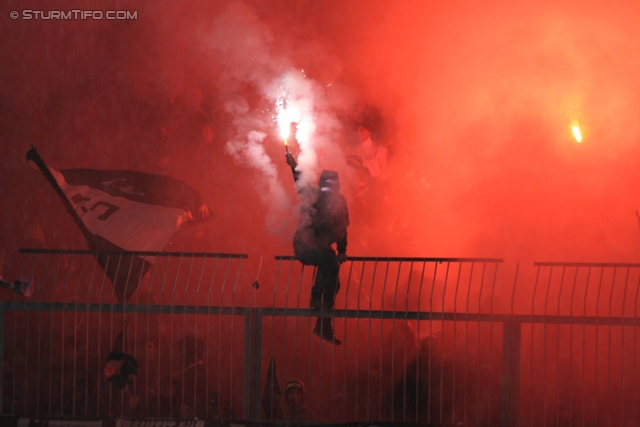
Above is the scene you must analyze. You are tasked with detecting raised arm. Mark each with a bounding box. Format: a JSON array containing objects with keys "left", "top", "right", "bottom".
[
  {"left": 284, "top": 122, "right": 301, "bottom": 182},
  {"left": 285, "top": 151, "right": 301, "bottom": 182}
]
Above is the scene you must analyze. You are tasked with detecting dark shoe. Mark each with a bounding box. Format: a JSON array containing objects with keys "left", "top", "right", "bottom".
[{"left": 312, "top": 321, "right": 341, "bottom": 345}]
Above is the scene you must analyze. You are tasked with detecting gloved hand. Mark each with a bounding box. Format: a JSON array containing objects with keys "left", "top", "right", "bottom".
[
  {"left": 285, "top": 152, "right": 297, "bottom": 168},
  {"left": 337, "top": 253, "right": 348, "bottom": 265}
]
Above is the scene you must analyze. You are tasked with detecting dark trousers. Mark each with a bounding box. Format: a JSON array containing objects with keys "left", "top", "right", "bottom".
[{"left": 294, "top": 246, "right": 341, "bottom": 309}]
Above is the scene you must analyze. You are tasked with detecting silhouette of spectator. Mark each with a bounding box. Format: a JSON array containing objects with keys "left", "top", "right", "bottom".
[
  {"left": 347, "top": 107, "right": 388, "bottom": 200},
  {"left": 262, "top": 357, "right": 316, "bottom": 422},
  {"left": 103, "top": 350, "right": 139, "bottom": 410},
  {"left": 417, "top": 335, "right": 454, "bottom": 425}
]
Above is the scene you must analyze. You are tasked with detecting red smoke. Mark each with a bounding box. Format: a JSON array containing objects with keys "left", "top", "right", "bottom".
[{"left": 3, "top": 0, "right": 640, "bottom": 278}]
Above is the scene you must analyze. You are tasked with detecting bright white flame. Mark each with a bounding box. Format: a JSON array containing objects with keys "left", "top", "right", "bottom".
[
  {"left": 276, "top": 90, "right": 302, "bottom": 140},
  {"left": 271, "top": 72, "right": 317, "bottom": 158},
  {"left": 572, "top": 125, "right": 582, "bottom": 143}
]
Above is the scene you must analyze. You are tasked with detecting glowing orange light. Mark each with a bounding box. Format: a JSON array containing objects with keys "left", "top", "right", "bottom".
[{"left": 572, "top": 125, "right": 582, "bottom": 143}]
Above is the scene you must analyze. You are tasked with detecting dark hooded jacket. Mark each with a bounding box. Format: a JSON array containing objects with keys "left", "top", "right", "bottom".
[{"left": 293, "top": 170, "right": 349, "bottom": 255}]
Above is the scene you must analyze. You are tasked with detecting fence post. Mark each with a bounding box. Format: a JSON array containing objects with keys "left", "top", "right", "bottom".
[
  {"left": 243, "top": 308, "right": 251, "bottom": 420},
  {"left": 246, "top": 307, "right": 263, "bottom": 421},
  {"left": 502, "top": 319, "right": 521, "bottom": 427}
]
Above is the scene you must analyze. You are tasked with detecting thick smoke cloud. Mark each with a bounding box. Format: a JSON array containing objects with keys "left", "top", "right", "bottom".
[
  {"left": 202, "top": 1, "right": 350, "bottom": 236},
  {"left": 3, "top": 0, "right": 640, "bottom": 269},
  {"left": 5, "top": 1, "right": 640, "bottom": 422}
]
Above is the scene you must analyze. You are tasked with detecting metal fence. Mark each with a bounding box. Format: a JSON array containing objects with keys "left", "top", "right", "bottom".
[
  {"left": 516, "top": 262, "right": 640, "bottom": 427},
  {"left": 2, "top": 250, "right": 640, "bottom": 427}
]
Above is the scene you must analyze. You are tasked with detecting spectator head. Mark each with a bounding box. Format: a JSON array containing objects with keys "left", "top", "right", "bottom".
[
  {"left": 354, "top": 105, "right": 382, "bottom": 142},
  {"left": 103, "top": 359, "right": 122, "bottom": 379},
  {"left": 356, "top": 125, "right": 371, "bottom": 143},
  {"left": 319, "top": 170, "right": 341, "bottom": 192},
  {"left": 284, "top": 379, "right": 306, "bottom": 407}
]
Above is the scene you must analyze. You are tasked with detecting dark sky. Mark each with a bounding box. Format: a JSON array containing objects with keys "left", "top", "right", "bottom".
[{"left": 3, "top": 0, "right": 640, "bottom": 277}]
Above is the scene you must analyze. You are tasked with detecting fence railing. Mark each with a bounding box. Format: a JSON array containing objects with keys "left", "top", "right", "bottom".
[{"left": 1, "top": 250, "right": 640, "bottom": 426}]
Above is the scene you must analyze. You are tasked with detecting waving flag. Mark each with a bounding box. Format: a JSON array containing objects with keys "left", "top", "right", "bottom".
[{"left": 26, "top": 148, "right": 210, "bottom": 302}]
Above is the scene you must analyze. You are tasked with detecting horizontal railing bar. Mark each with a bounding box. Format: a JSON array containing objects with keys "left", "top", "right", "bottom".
[
  {"left": 534, "top": 261, "right": 640, "bottom": 268},
  {"left": 4, "top": 302, "right": 640, "bottom": 326},
  {"left": 0, "top": 302, "right": 250, "bottom": 316},
  {"left": 19, "top": 248, "right": 248, "bottom": 258},
  {"left": 274, "top": 255, "right": 504, "bottom": 263},
  {"left": 263, "top": 307, "right": 505, "bottom": 321},
  {"left": 258, "top": 308, "right": 640, "bottom": 326}
]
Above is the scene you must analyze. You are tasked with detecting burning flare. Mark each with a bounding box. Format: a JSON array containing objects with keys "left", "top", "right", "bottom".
[
  {"left": 276, "top": 90, "right": 301, "bottom": 148},
  {"left": 571, "top": 125, "right": 582, "bottom": 143}
]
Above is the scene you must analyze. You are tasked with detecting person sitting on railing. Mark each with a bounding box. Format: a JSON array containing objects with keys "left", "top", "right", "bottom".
[{"left": 285, "top": 123, "right": 350, "bottom": 345}]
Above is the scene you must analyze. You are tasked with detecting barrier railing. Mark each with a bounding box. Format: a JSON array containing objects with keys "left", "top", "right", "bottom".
[{"left": 2, "top": 250, "right": 640, "bottom": 426}]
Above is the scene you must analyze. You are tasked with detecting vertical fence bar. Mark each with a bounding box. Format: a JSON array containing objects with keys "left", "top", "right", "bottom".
[
  {"left": 568, "top": 266, "right": 578, "bottom": 426},
  {"left": 249, "top": 307, "right": 262, "bottom": 421},
  {"left": 593, "top": 267, "right": 604, "bottom": 427},
  {"left": 242, "top": 305, "right": 251, "bottom": 421},
  {"left": 414, "top": 260, "right": 427, "bottom": 424},
  {"left": 489, "top": 262, "right": 500, "bottom": 426},
  {"left": 427, "top": 261, "right": 439, "bottom": 424},
  {"left": 217, "top": 257, "right": 230, "bottom": 418},
  {"left": 155, "top": 254, "right": 171, "bottom": 418},
  {"left": 169, "top": 254, "right": 182, "bottom": 418},
  {"left": 195, "top": 254, "right": 206, "bottom": 420},
  {"left": 502, "top": 261, "right": 519, "bottom": 427},
  {"left": 344, "top": 259, "right": 356, "bottom": 421},
  {"left": 378, "top": 260, "right": 390, "bottom": 421},
  {"left": 72, "top": 254, "right": 86, "bottom": 416},
  {"left": 541, "top": 265, "right": 553, "bottom": 427},
  {"left": 553, "top": 266, "right": 566, "bottom": 427},
  {"left": 48, "top": 255, "right": 59, "bottom": 416},
  {"left": 619, "top": 267, "right": 630, "bottom": 427},
  {"left": 581, "top": 266, "right": 592, "bottom": 427},
  {"left": 22, "top": 253, "right": 36, "bottom": 415},
  {"left": 451, "top": 262, "right": 462, "bottom": 425},
  {"left": 96, "top": 252, "right": 109, "bottom": 417},
  {"left": 606, "top": 267, "right": 617, "bottom": 427},
  {"left": 181, "top": 254, "right": 194, "bottom": 418},
  {"left": 230, "top": 256, "right": 243, "bottom": 420},
  {"left": 35, "top": 253, "right": 50, "bottom": 416},
  {"left": 206, "top": 256, "right": 219, "bottom": 419},
  {"left": 83, "top": 256, "right": 98, "bottom": 417},
  {"left": 633, "top": 269, "right": 640, "bottom": 424},
  {"left": 528, "top": 264, "right": 541, "bottom": 427},
  {"left": 503, "top": 318, "right": 521, "bottom": 427},
  {"left": 286, "top": 259, "right": 296, "bottom": 421},
  {"left": 403, "top": 261, "right": 414, "bottom": 423},
  {"left": 367, "top": 259, "right": 379, "bottom": 422},
  {"left": 439, "top": 261, "right": 450, "bottom": 424},
  {"left": 463, "top": 262, "right": 473, "bottom": 426}
]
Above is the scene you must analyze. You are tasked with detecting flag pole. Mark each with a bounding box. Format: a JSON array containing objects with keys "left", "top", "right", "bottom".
[{"left": 26, "top": 147, "right": 91, "bottom": 237}]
